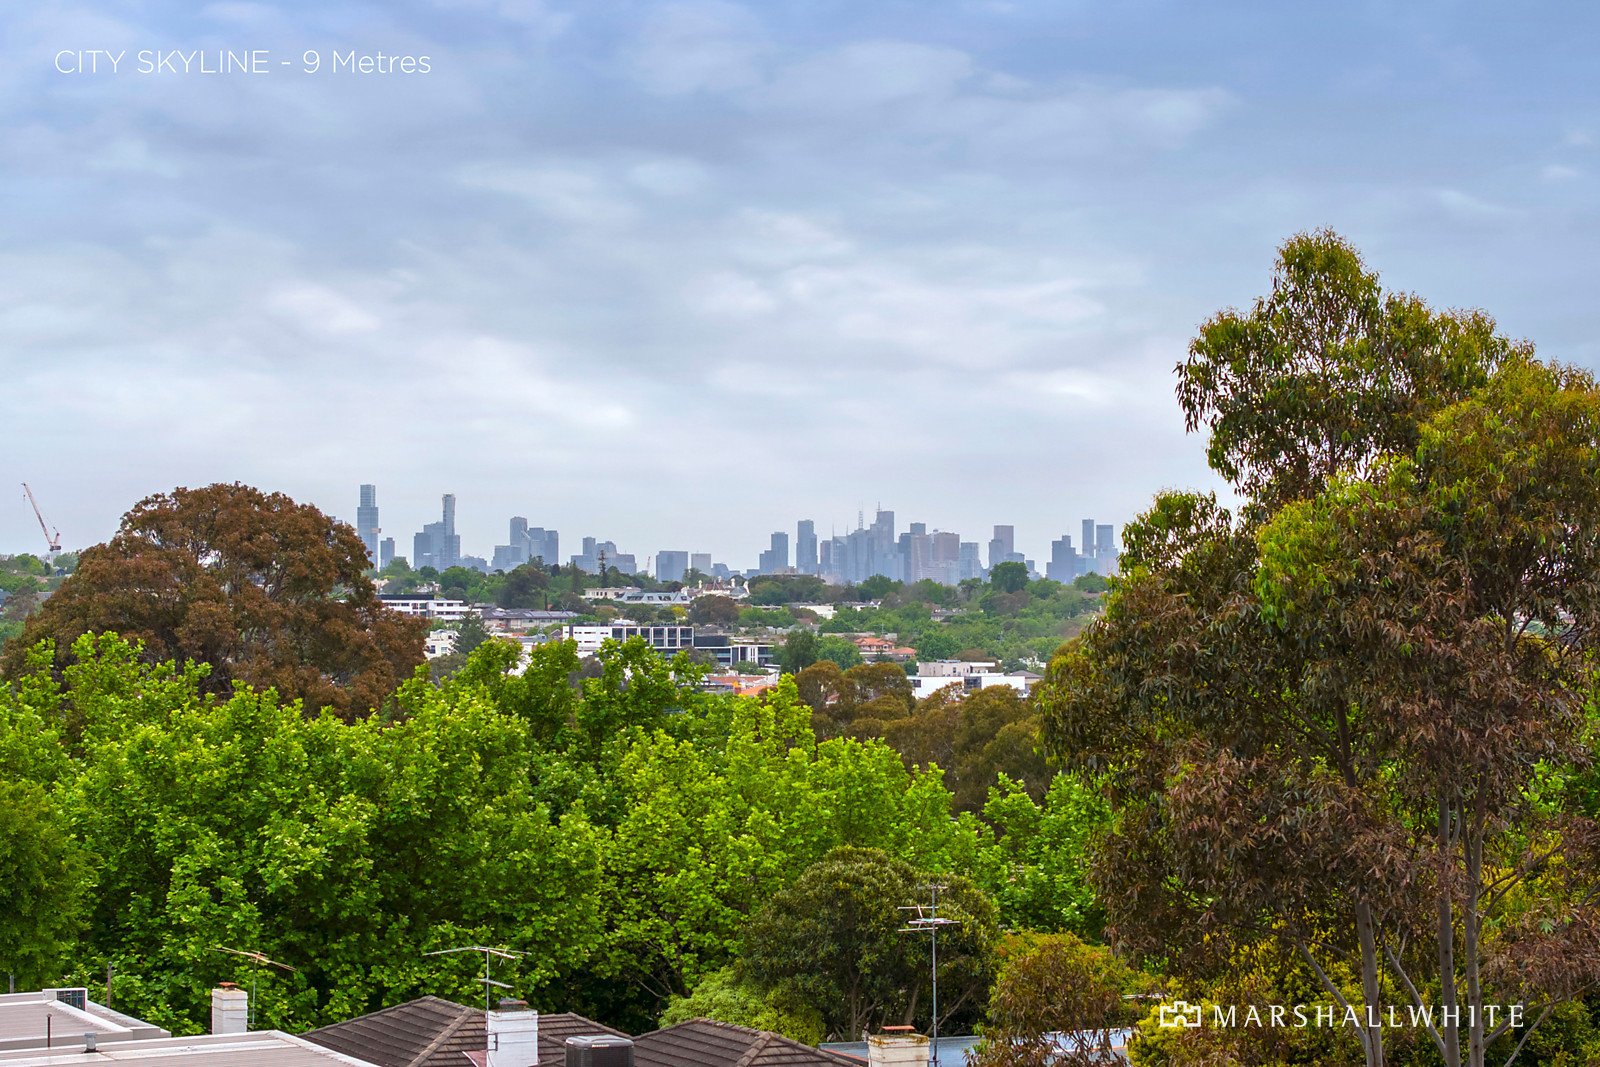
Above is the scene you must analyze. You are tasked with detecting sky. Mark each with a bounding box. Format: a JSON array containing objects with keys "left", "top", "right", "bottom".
[{"left": 3, "top": 1, "right": 1597, "bottom": 570}]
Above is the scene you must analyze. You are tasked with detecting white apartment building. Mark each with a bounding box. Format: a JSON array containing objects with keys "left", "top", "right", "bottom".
[{"left": 378, "top": 595, "right": 475, "bottom": 623}]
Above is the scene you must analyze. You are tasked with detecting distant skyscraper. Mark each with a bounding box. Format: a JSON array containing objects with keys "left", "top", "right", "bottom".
[
  {"left": 690, "top": 552, "right": 712, "bottom": 577},
  {"left": 959, "top": 541, "right": 982, "bottom": 581},
  {"left": 656, "top": 550, "right": 690, "bottom": 583},
  {"left": 379, "top": 537, "right": 396, "bottom": 569},
  {"left": 412, "top": 493, "right": 461, "bottom": 572},
  {"left": 988, "top": 525, "right": 1016, "bottom": 571},
  {"left": 1047, "top": 534, "right": 1078, "bottom": 582},
  {"left": 758, "top": 531, "right": 790, "bottom": 575},
  {"left": 1082, "top": 520, "right": 1096, "bottom": 558},
  {"left": 795, "top": 520, "right": 818, "bottom": 574},
  {"left": 356, "top": 485, "right": 380, "bottom": 565},
  {"left": 1095, "top": 523, "right": 1118, "bottom": 577}
]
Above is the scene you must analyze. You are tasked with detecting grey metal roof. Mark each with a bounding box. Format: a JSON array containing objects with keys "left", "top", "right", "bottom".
[{"left": 0, "top": 1031, "right": 382, "bottom": 1066}]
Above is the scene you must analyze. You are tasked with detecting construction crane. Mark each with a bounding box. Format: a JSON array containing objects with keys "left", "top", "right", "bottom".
[{"left": 21, "top": 483, "right": 61, "bottom": 560}]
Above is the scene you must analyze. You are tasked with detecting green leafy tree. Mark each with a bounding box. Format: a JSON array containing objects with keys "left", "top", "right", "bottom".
[
  {"left": 975, "top": 775, "right": 1105, "bottom": 934},
  {"left": 0, "top": 780, "right": 93, "bottom": 987},
  {"left": 1071, "top": 573, "right": 1108, "bottom": 594},
  {"left": 855, "top": 575, "right": 900, "bottom": 600},
  {"left": 912, "top": 629, "right": 960, "bottom": 662},
  {"left": 815, "top": 635, "right": 863, "bottom": 670},
  {"left": 660, "top": 966, "right": 824, "bottom": 1044},
  {"left": 689, "top": 596, "right": 741, "bottom": 628},
  {"left": 779, "top": 630, "right": 819, "bottom": 674},
  {"left": 989, "top": 562, "right": 1029, "bottom": 593},
  {"left": 968, "top": 933, "right": 1140, "bottom": 1067},
  {"left": 496, "top": 563, "right": 550, "bottom": 608},
  {"left": 739, "top": 846, "right": 997, "bottom": 1041}
]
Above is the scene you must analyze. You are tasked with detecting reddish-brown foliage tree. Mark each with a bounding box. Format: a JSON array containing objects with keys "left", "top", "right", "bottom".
[{"left": 0, "top": 483, "right": 424, "bottom": 719}]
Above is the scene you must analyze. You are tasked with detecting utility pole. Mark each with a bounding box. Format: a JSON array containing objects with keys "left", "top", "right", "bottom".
[
  {"left": 900, "top": 883, "right": 959, "bottom": 1065},
  {"left": 423, "top": 946, "right": 524, "bottom": 1012}
]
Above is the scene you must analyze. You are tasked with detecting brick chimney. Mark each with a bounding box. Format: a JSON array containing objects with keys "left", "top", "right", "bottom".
[
  {"left": 487, "top": 999, "right": 539, "bottom": 1067},
  {"left": 211, "top": 983, "right": 248, "bottom": 1035}
]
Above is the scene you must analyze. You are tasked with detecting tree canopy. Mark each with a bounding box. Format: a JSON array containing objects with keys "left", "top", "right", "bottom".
[
  {"left": 0, "top": 483, "right": 424, "bottom": 719},
  {"left": 1041, "top": 232, "right": 1600, "bottom": 1067}
]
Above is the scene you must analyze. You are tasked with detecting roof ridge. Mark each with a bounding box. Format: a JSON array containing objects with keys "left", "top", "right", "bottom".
[
  {"left": 406, "top": 1002, "right": 480, "bottom": 1067},
  {"left": 732, "top": 1031, "right": 775, "bottom": 1067}
]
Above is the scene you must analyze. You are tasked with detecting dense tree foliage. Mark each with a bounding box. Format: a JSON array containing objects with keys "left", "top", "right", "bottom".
[
  {"left": 739, "top": 847, "right": 998, "bottom": 1041},
  {"left": 0, "top": 779, "right": 93, "bottom": 987},
  {"left": 969, "top": 933, "right": 1140, "bottom": 1067},
  {"left": 0, "top": 484, "right": 425, "bottom": 719},
  {"left": 0, "top": 627, "right": 1092, "bottom": 1037},
  {"left": 1041, "top": 232, "right": 1600, "bottom": 1067}
]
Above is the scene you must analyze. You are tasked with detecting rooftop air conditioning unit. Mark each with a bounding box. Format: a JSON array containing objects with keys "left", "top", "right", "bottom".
[{"left": 565, "top": 1034, "right": 634, "bottom": 1067}]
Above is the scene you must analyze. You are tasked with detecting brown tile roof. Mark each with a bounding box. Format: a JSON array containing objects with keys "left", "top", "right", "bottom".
[
  {"left": 633, "top": 1019, "right": 862, "bottom": 1067},
  {"left": 301, "top": 998, "right": 622, "bottom": 1067}
]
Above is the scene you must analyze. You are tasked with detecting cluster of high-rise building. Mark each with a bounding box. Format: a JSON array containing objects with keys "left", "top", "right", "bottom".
[
  {"left": 352, "top": 487, "right": 1118, "bottom": 585},
  {"left": 492, "top": 516, "right": 559, "bottom": 573},
  {"left": 1045, "top": 520, "right": 1120, "bottom": 582},
  {"left": 754, "top": 509, "right": 1117, "bottom": 584}
]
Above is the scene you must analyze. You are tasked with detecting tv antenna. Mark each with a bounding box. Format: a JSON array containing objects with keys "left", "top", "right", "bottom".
[
  {"left": 212, "top": 946, "right": 298, "bottom": 1029},
  {"left": 900, "top": 883, "right": 960, "bottom": 1064},
  {"left": 423, "top": 945, "right": 524, "bottom": 1012}
]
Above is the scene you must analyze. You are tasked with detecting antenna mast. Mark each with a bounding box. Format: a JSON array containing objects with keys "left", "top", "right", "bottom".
[
  {"left": 21, "top": 484, "right": 61, "bottom": 560},
  {"left": 212, "top": 946, "right": 298, "bottom": 1028},
  {"left": 900, "top": 883, "right": 960, "bottom": 1064},
  {"left": 423, "top": 945, "right": 524, "bottom": 1012}
]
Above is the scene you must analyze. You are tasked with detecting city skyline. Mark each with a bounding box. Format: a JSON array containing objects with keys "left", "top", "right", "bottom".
[
  {"left": 336, "top": 484, "right": 1124, "bottom": 578},
  {"left": 7, "top": 5, "right": 1597, "bottom": 567}
]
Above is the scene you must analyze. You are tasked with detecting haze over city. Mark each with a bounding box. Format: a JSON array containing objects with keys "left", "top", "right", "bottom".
[{"left": 5, "top": 2, "right": 1598, "bottom": 561}]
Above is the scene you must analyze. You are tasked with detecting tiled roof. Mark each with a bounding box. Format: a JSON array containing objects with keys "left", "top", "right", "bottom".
[
  {"left": 302, "top": 999, "right": 623, "bottom": 1067},
  {"left": 303, "top": 997, "right": 481, "bottom": 1067},
  {"left": 633, "top": 1019, "right": 862, "bottom": 1067}
]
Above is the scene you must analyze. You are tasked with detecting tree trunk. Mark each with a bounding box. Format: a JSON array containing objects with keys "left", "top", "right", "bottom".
[
  {"left": 1357, "top": 901, "right": 1386, "bottom": 1067},
  {"left": 1439, "top": 793, "right": 1462, "bottom": 1067}
]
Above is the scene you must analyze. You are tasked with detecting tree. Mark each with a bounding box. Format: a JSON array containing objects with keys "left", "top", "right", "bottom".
[
  {"left": 1040, "top": 235, "right": 1599, "bottom": 1067},
  {"left": 779, "top": 630, "right": 819, "bottom": 674},
  {"left": 0, "top": 483, "right": 425, "bottom": 720},
  {"left": 1070, "top": 573, "right": 1108, "bottom": 594},
  {"left": 497, "top": 563, "right": 549, "bottom": 609},
  {"left": 912, "top": 629, "right": 961, "bottom": 662},
  {"left": 856, "top": 575, "right": 900, "bottom": 600},
  {"left": 690, "top": 596, "right": 740, "bottom": 628},
  {"left": 815, "top": 635, "right": 863, "bottom": 670},
  {"left": 0, "top": 780, "right": 93, "bottom": 987},
  {"left": 660, "top": 966, "right": 824, "bottom": 1044},
  {"left": 989, "top": 562, "right": 1029, "bottom": 593},
  {"left": 968, "top": 933, "right": 1138, "bottom": 1067},
  {"left": 739, "top": 846, "right": 997, "bottom": 1041}
]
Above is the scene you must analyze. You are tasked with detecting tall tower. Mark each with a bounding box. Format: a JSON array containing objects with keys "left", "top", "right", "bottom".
[
  {"left": 356, "top": 484, "right": 380, "bottom": 565},
  {"left": 796, "top": 519, "right": 818, "bottom": 574},
  {"left": 988, "top": 525, "right": 1016, "bottom": 570}
]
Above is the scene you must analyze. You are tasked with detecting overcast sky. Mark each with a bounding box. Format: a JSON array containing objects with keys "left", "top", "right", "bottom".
[{"left": 3, "top": 1, "right": 1597, "bottom": 569}]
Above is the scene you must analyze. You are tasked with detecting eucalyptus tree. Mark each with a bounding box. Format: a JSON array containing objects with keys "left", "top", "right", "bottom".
[{"left": 1040, "top": 233, "right": 1600, "bottom": 1067}]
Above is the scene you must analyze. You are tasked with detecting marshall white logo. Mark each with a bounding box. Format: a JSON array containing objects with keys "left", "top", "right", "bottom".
[{"left": 1157, "top": 1000, "right": 1526, "bottom": 1030}]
